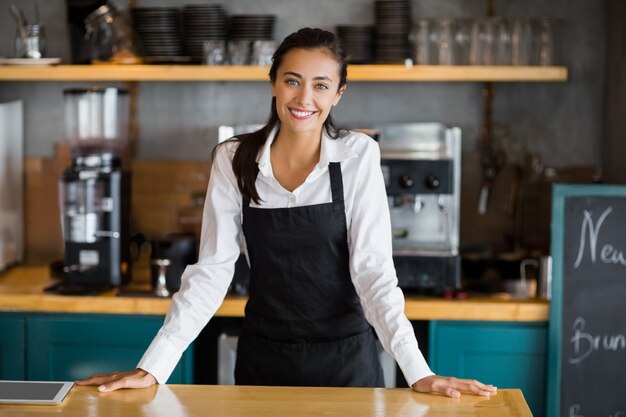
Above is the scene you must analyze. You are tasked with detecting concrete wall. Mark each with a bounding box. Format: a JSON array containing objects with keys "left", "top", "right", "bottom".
[{"left": 0, "top": 0, "right": 606, "bottom": 168}]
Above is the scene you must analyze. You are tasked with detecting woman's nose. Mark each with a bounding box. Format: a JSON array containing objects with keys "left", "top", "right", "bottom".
[{"left": 296, "top": 86, "right": 313, "bottom": 105}]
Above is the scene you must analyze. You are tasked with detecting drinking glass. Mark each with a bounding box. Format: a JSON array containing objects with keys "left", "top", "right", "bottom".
[
  {"left": 471, "top": 18, "right": 497, "bottom": 65},
  {"left": 251, "top": 40, "right": 277, "bottom": 66},
  {"left": 203, "top": 40, "right": 226, "bottom": 65},
  {"left": 494, "top": 18, "right": 512, "bottom": 66},
  {"left": 454, "top": 19, "right": 472, "bottom": 65},
  {"left": 410, "top": 18, "right": 432, "bottom": 65},
  {"left": 227, "top": 40, "right": 251, "bottom": 65},
  {"left": 435, "top": 18, "right": 455, "bottom": 65},
  {"left": 511, "top": 18, "right": 533, "bottom": 66},
  {"left": 534, "top": 18, "right": 554, "bottom": 66}
]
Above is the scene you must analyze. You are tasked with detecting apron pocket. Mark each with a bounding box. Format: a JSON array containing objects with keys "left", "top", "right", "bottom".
[{"left": 235, "top": 328, "right": 384, "bottom": 387}]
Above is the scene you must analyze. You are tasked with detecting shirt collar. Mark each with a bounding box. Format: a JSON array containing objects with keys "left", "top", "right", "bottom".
[{"left": 255, "top": 125, "right": 357, "bottom": 178}]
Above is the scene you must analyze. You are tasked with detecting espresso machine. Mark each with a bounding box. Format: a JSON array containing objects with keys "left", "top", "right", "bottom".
[
  {"left": 378, "top": 123, "right": 461, "bottom": 294},
  {"left": 50, "top": 87, "right": 131, "bottom": 294}
]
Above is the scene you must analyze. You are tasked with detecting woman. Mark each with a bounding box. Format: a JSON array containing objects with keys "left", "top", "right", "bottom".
[{"left": 79, "top": 27, "right": 496, "bottom": 397}]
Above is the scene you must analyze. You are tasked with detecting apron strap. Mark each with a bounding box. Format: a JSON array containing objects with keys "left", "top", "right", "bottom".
[{"left": 328, "top": 162, "right": 344, "bottom": 209}]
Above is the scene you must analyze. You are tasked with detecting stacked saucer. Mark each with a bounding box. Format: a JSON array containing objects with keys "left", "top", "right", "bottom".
[
  {"left": 374, "top": 0, "right": 412, "bottom": 63},
  {"left": 337, "top": 25, "right": 374, "bottom": 64},
  {"left": 229, "top": 15, "right": 275, "bottom": 40},
  {"left": 132, "top": 7, "right": 184, "bottom": 60},
  {"left": 182, "top": 4, "right": 228, "bottom": 62}
]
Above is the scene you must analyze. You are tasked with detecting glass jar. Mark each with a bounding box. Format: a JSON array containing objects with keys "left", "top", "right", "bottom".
[
  {"left": 15, "top": 24, "right": 46, "bottom": 59},
  {"left": 84, "top": 4, "right": 141, "bottom": 64}
]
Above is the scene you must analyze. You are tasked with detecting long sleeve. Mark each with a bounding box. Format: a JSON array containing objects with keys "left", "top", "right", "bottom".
[
  {"left": 137, "top": 142, "right": 243, "bottom": 384},
  {"left": 346, "top": 139, "right": 434, "bottom": 387}
]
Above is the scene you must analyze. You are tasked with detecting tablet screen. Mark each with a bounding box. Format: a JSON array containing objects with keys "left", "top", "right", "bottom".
[{"left": 0, "top": 381, "right": 74, "bottom": 404}]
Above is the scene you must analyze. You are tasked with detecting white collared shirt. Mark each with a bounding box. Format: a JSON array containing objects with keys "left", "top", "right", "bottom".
[{"left": 137, "top": 127, "right": 434, "bottom": 386}]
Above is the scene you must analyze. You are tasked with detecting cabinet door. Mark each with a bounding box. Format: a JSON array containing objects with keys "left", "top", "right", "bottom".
[
  {"left": 429, "top": 321, "right": 547, "bottom": 417},
  {"left": 0, "top": 315, "right": 25, "bottom": 379},
  {"left": 26, "top": 314, "right": 193, "bottom": 383}
]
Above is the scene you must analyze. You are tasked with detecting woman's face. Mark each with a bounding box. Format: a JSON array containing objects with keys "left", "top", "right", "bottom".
[{"left": 271, "top": 48, "right": 345, "bottom": 137}]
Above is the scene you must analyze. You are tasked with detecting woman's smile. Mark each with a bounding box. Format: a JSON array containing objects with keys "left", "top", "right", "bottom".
[{"left": 288, "top": 107, "right": 318, "bottom": 119}]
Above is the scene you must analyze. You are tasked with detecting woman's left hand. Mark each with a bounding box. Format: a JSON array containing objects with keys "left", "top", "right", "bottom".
[{"left": 412, "top": 375, "right": 497, "bottom": 398}]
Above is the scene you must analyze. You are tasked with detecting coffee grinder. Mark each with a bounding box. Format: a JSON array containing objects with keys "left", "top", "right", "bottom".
[{"left": 51, "top": 87, "right": 131, "bottom": 294}]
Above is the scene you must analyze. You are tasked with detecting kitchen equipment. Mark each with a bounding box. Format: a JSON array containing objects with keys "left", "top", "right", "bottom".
[
  {"left": 504, "top": 257, "right": 537, "bottom": 298},
  {"left": 150, "top": 233, "right": 198, "bottom": 294},
  {"left": 378, "top": 123, "right": 462, "bottom": 294},
  {"left": 152, "top": 258, "right": 171, "bottom": 297},
  {"left": 84, "top": 3, "right": 141, "bottom": 64},
  {"left": 537, "top": 255, "right": 552, "bottom": 299},
  {"left": 63, "top": 87, "right": 129, "bottom": 156},
  {"left": 0, "top": 101, "right": 23, "bottom": 271},
  {"left": 50, "top": 87, "right": 132, "bottom": 294}
]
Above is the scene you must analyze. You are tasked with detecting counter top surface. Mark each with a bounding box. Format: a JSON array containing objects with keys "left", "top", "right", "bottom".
[
  {"left": 0, "top": 385, "right": 531, "bottom": 417},
  {"left": 0, "top": 266, "right": 549, "bottom": 321}
]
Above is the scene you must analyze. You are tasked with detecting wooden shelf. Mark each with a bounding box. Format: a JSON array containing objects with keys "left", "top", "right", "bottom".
[{"left": 0, "top": 64, "right": 568, "bottom": 82}]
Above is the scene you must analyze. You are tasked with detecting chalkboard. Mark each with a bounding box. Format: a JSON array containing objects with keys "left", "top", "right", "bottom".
[{"left": 548, "top": 184, "right": 626, "bottom": 417}]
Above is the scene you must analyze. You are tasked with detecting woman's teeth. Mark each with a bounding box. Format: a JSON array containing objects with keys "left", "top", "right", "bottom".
[{"left": 290, "top": 109, "right": 315, "bottom": 118}]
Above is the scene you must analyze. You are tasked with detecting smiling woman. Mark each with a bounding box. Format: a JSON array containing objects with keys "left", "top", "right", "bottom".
[{"left": 77, "top": 27, "right": 496, "bottom": 399}]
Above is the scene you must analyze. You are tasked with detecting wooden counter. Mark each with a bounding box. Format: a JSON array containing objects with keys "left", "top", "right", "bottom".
[
  {"left": 0, "top": 385, "right": 532, "bottom": 417},
  {"left": 0, "top": 266, "right": 549, "bottom": 321}
]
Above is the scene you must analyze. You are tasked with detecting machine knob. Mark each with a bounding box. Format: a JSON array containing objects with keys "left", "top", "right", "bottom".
[
  {"left": 425, "top": 175, "right": 440, "bottom": 189},
  {"left": 400, "top": 175, "right": 414, "bottom": 189}
]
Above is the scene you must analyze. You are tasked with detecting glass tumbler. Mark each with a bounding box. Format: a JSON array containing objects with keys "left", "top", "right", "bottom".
[
  {"left": 494, "top": 18, "right": 512, "bottom": 66},
  {"left": 510, "top": 18, "right": 533, "bottom": 66},
  {"left": 534, "top": 19, "right": 554, "bottom": 66},
  {"left": 454, "top": 19, "right": 472, "bottom": 65},
  {"left": 435, "top": 18, "right": 456, "bottom": 65},
  {"left": 410, "top": 18, "right": 433, "bottom": 65},
  {"left": 470, "top": 18, "right": 497, "bottom": 65},
  {"left": 251, "top": 40, "right": 277, "bottom": 66},
  {"left": 203, "top": 40, "right": 226, "bottom": 65},
  {"left": 227, "top": 40, "right": 251, "bottom": 65}
]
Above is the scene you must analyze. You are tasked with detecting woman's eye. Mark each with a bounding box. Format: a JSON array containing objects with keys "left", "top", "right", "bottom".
[
  {"left": 286, "top": 79, "right": 299, "bottom": 86},
  {"left": 315, "top": 84, "right": 329, "bottom": 90}
]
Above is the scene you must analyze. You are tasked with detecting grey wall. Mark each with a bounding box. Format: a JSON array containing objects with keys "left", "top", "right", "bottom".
[{"left": 0, "top": 0, "right": 606, "bottom": 168}]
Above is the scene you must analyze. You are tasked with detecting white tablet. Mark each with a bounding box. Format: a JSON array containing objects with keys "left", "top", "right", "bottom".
[{"left": 0, "top": 380, "right": 74, "bottom": 405}]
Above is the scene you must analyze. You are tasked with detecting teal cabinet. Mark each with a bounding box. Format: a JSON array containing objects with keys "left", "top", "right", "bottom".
[
  {"left": 26, "top": 314, "right": 193, "bottom": 383},
  {"left": 0, "top": 315, "right": 25, "bottom": 379},
  {"left": 429, "top": 321, "right": 547, "bottom": 417}
]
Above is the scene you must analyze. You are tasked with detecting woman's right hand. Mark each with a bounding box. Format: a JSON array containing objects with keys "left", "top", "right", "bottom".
[{"left": 76, "top": 368, "right": 157, "bottom": 392}]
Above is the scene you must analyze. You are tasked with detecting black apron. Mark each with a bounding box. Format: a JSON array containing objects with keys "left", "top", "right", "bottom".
[{"left": 235, "top": 162, "right": 384, "bottom": 387}]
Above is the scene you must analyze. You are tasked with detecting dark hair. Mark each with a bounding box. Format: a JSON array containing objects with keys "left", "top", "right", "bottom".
[{"left": 215, "top": 27, "right": 349, "bottom": 204}]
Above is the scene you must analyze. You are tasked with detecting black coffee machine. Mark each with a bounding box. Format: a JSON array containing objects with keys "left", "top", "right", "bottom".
[{"left": 50, "top": 87, "right": 131, "bottom": 294}]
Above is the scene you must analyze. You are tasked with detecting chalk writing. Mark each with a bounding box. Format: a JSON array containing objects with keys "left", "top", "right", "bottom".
[
  {"left": 569, "top": 317, "right": 626, "bottom": 364},
  {"left": 569, "top": 404, "right": 584, "bottom": 417},
  {"left": 574, "top": 207, "right": 626, "bottom": 268}
]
